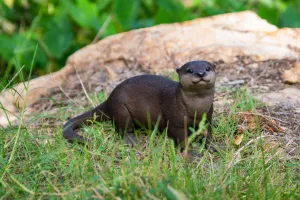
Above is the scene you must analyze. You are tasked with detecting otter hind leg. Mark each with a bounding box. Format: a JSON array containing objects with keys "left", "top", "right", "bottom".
[{"left": 112, "top": 105, "right": 137, "bottom": 147}]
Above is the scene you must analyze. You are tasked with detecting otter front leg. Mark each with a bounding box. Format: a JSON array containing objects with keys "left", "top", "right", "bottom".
[
  {"left": 168, "top": 127, "right": 188, "bottom": 147},
  {"left": 205, "top": 104, "right": 217, "bottom": 152},
  {"left": 168, "top": 127, "right": 203, "bottom": 158},
  {"left": 112, "top": 105, "right": 137, "bottom": 147}
]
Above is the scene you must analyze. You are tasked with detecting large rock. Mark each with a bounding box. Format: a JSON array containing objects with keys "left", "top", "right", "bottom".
[{"left": 0, "top": 11, "right": 300, "bottom": 127}]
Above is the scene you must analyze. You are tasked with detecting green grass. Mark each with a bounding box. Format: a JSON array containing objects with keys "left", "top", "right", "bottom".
[{"left": 0, "top": 87, "right": 299, "bottom": 199}]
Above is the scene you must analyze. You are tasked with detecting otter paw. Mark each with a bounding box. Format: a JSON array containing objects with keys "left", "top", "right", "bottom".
[
  {"left": 124, "top": 133, "right": 138, "bottom": 147},
  {"left": 206, "top": 144, "right": 218, "bottom": 153}
]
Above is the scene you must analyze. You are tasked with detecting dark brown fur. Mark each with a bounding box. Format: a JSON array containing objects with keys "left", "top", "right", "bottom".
[{"left": 63, "top": 60, "right": 216, "bottom": 149}]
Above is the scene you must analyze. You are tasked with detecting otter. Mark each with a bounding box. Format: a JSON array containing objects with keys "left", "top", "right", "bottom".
[{"left": 63, "top": 60, "right": 216, "bottom": 150}]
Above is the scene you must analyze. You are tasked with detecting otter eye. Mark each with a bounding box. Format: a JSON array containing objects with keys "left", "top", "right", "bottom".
[
  {"left": 186, "top": 68, "right": 194, "bottom": 73},
  {"left": 206, "top": 66, "right": 211, "bottom": 71}
]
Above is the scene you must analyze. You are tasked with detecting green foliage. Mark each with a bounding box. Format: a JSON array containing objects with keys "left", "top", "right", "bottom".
[
  {"left": 155, "top": 0, "right": 190, "bottom": 23},
  {"left": 67, "top": 0, "right": 100, "bottom": 31},
  {"left": 43, "top": 13, "right": 73, "bottom": 59},
  {"left": 113, "top": 0, "right": 141, "bottom": 31},
  {"left": 282, "top": 4, "right": 300, "bottom": 27},
  {"left": 0, "top": 0, "right": 299, "bottom": 89}
]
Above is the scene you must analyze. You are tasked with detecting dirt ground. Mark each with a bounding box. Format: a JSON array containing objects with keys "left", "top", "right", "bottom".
[{"left": 214, "top": 58, "right": 299, "bottom": 159}]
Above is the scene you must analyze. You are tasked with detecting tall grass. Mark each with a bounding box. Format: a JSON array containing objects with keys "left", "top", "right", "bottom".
[{"left": 0, "top": 78, "right": 298, "bottom": 199}]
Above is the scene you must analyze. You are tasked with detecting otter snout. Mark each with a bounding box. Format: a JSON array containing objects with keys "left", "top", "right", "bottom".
[{"left": 196, "top": 71, "right": 206, "bottom": 77}]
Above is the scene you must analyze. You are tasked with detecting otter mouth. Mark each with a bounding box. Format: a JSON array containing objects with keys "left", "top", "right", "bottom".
[{"left": 191, "top": 78, "right": 210, "bottom": 84}]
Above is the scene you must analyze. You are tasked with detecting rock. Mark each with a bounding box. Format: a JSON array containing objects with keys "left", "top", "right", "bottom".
[
  {"left": 282, "top": 62, "right": 300, "bottom": 84},
  {"left": 0, "top": 11, "right": 300, "bottom": 127},
  {"left": 258, "top": 88, "right": 300, "bottom": 106}
]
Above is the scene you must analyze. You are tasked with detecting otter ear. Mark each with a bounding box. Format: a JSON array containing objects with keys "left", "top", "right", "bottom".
[{"left": 176, "top": 67, "right": 182, "bottom": 73}]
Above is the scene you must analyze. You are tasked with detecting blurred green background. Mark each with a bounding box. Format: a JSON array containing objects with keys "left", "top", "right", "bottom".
[{"left": 0, "top": 0, "right": 300, "bottom": 89}]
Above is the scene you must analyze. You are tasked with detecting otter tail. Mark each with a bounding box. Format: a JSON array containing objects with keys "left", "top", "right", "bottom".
[{"left": 63, "top": 102, "right": 110, "bottom": 143}]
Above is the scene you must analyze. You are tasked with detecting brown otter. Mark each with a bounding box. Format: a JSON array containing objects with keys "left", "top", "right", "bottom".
[{"left": 63, "top": 60, "right": 216, "bottom": 150}]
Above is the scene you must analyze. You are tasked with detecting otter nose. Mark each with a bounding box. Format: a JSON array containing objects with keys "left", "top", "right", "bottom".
[{"left": 196, "top": 72, "right": 206, "bottom": 77}]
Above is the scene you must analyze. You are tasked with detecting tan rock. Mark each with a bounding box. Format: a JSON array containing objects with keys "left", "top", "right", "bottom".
[
  {"left": 259, "top": 88, "right": 300, "bottom": 106},
  {"left": 0, "top": 11, "right": 300, "bottom": 127},
  {"left": 282, "top": 62, "right": 300, "bottom": 84}
]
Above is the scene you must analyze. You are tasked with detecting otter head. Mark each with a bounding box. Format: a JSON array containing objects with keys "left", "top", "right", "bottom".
[{"left": 176, "top": 60, "right": 216, "bottom": 91}]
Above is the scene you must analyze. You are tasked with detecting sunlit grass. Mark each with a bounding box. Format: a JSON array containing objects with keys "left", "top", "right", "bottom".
[{"left": 0, "top": 87, "right": 298, "bottom": 199}]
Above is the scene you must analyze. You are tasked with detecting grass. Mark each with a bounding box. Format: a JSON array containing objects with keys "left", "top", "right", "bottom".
[{"left": 0, "top": 85, "right": 299, "bottom": 199}]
